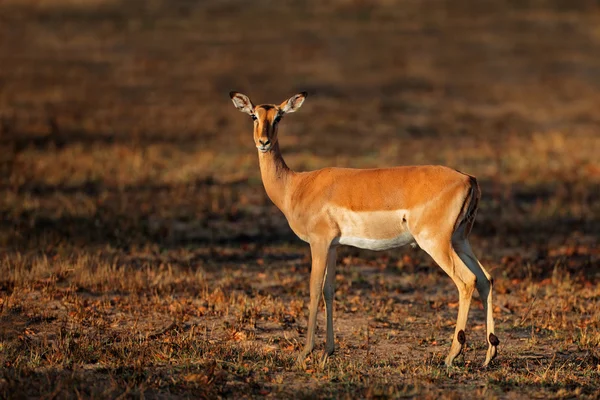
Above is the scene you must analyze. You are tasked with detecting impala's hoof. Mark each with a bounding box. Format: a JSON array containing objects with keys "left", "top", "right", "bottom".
[
  {"left": 482, "top": 335, "right": 499, "bottom": 367},
  {"left": 444, "top": 354, "right": 457, "bottom": 367},
  {"left": 296, "top": 348, "right": 312, "bottom": 368},
  {"left": 482, "top": 353, "right": 496, "bottom": 368},
  {"left": 296, "top": 356, "right": 307, "bottom": 369},
  {"left": 320, "top": 348, "right": 334, "bottom": 367}
]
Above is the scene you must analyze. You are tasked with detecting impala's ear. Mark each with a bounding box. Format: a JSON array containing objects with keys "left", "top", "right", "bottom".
[
  {"left": 280, "top": 92, "right": 307, "bottom": 114},
  {"left": 229, "top": 91, "right": 254, "bottom": 115}
]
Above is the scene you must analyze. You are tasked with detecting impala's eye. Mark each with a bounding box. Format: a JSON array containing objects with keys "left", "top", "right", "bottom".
[{"left": 251, "top": 114, "right": 257, "bottom": 121}]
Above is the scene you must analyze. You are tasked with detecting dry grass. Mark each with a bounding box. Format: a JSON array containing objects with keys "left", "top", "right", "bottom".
[{"left": 1, "top": 0, "right": 599, "bottom": 398}]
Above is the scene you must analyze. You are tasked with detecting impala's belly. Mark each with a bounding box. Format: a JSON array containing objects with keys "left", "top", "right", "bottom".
[
  {"left": 334, "top": 233, "right": 414, "bottom": 251},
  {"left": 331, "top": 209, "right": 415, "bottom": 251}
]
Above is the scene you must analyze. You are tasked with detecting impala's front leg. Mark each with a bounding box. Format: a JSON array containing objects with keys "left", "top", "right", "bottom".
[{"left": 297, "top": 241, "right": 329, "bottom": 366}]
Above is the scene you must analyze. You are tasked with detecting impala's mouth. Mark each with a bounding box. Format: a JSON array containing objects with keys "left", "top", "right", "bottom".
[{"left": 257, "top": 145, "right": 270, "bottom": 153}]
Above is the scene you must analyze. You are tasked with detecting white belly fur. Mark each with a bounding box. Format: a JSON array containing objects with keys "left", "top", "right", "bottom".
[
  {"left": 331, "top": 208, "right": 415, "bottom": 251},
  {"left": 334, "top": 233, "right": 414, "bottom": 251}
]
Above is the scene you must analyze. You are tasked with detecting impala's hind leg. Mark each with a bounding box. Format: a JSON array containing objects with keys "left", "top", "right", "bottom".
[
  {"left": 453, "top": 235, "right": 498, "bottom": 367},
  {"left": 415, "top": 236, "right": 477, "bottom": 367}
]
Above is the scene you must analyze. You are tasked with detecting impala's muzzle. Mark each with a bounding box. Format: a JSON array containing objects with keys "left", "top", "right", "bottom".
[{"left": 257, "top": 138, "right": 271, "bottom": 153}]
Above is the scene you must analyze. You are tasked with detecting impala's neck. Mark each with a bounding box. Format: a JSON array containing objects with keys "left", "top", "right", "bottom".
[{"left": 258, "top": 142, "right": 294, "bottom": 211}]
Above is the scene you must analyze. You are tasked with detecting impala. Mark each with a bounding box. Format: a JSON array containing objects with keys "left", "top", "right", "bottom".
[{"left": 229, "top": 91, "right": 499, "bottom": 368}]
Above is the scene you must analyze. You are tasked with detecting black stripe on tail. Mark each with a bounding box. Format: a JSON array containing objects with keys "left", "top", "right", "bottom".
[{"left": 454, "top": 175, "right": 480, "bottom": 237}]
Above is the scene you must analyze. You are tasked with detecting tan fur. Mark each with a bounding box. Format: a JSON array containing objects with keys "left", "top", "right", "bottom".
[{"left": 229, "top": 92, "right": 498, "bottom": 368}]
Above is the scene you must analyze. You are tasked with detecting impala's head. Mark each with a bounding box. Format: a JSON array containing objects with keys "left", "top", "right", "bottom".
[{"left": 229, "top": 91, "right": 307, "bottom": 153}]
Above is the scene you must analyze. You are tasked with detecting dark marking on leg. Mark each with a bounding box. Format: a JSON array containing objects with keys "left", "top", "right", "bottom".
[
  {"left": 489, "top": 333, "right": 500, "bottom": 346},
  {"left": 457, "top": 330, "right": 466, "bottom": 345}
]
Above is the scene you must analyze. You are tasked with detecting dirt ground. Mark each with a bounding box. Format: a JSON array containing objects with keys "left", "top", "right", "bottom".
[{"left": 1, "top": 0, "right": 599, "bottom": 398}]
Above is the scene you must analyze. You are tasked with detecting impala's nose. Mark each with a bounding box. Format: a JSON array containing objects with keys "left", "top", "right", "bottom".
[{"left": 257, "top": 139, "right": 271, "bottom": 152}]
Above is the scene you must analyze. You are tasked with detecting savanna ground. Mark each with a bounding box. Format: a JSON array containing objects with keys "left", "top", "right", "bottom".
[{"left": 1, "top": 0, "right": 599, "bottom": 398}]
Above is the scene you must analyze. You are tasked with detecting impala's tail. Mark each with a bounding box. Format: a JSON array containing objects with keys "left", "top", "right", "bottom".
[{"left": 454, "top": 175, "right": 480, "bottom": 237}]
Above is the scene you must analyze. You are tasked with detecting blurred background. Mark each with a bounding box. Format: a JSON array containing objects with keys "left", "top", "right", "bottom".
[
  {"left": 1, "top": 1, "right": 600, "bottom": 397},
  {"left": 1, "top": 0, "right": 599, "bottom": 276}
]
